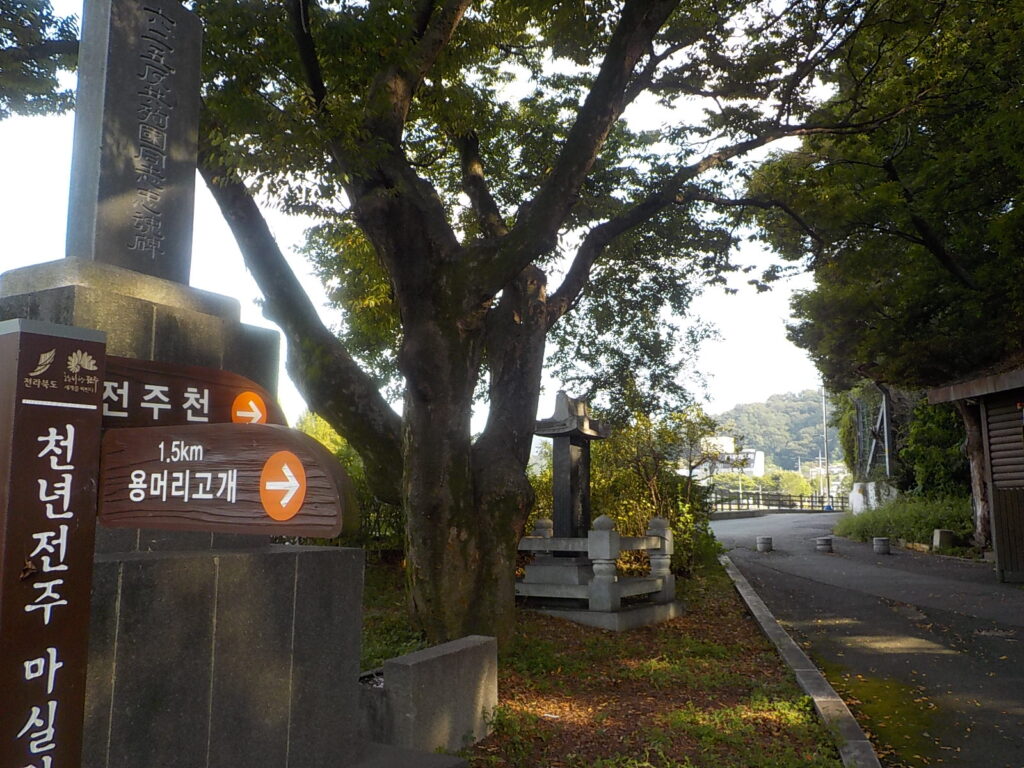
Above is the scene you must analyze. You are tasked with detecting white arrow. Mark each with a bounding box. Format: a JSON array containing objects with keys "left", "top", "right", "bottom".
[
  {"left": 265, "top": 462, "right": 300, "bottom": 506},
  {"left": 235, "top": 399, "right": 264, "bottom": 423}
]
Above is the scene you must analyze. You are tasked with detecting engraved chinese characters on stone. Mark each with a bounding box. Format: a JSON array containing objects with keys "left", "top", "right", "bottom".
[{"left": 66, "top": 0, "right": 202, "bottom": 283}]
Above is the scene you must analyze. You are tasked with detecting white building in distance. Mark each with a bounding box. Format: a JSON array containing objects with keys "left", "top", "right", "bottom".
[{"left": 690, "top": 436, "right": 765, "bottom": 480}]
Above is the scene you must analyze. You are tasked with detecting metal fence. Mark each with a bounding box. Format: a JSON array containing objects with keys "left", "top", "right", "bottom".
[{"left": 711, "top": 490, "right": 847, "bottom": 512}]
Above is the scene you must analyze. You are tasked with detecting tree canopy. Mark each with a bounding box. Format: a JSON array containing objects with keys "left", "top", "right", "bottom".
[
  {"left": 2, "top": 0, "right": 961, "bottom": 641},
  {"left": 0, "top": 0, "right": 77, "bottom": 118},
  {"left": 745, "top": 0, "right": 1023, "bottom": 545},
  {"left": 747, "top": 0, "right": 1024, "bottom": 391}
]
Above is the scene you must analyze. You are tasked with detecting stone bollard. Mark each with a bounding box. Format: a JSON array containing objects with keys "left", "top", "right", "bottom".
[
  {"left": 873, "top": 537, "right": 890, "bottom": 555},
  {"left": 756, "top": 536, "right": 773, "bottom": 552},
  {"left": 815, "top": 536, "right": 833, "bottom": 553},
  {"left": 932, "top": 528, "right": 954, "bottom": 550}
]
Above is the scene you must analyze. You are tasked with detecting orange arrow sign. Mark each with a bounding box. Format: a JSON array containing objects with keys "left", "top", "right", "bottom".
[
  {"left": 260, "top": 450, "right": 306, "bottom": 520},
  {"left": 232, "top": 390, "right": 268, "bottom": 424}
]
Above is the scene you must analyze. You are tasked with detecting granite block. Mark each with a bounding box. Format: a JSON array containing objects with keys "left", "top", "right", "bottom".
[
  {"left": 287, "top": 547, "right": 365, "bottom": 767},
  {"left": 382, "top": 635, "right": 497, "bottom": 753},
  {"left": 82, "top": 559, "right": 120, "bottom": 768},
  {"left": 105, "top": 554, "right": 216, "bottom": 768},
  {"left": 222, "top": 321, "right": 280, "bottom": 395},
  {"left": 153, "top": 304, "right": 226, "bottom": 369},
  {"left": 207, "top": 553, "right": 294, "bottom": 768}
]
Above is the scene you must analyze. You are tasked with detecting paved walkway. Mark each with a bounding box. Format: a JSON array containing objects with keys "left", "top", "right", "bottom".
[{"left": 712, "top": 513, "right": 1024, "bottom": 768}]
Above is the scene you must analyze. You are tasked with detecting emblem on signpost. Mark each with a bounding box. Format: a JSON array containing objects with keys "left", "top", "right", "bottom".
[{"left": 28, "top": 350, "right": 56, "bottom": 376}]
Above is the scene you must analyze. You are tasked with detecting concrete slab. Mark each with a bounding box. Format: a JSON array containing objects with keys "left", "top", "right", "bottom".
[{"left": 362, "top": 635, "right": 497, "bottom": 754}]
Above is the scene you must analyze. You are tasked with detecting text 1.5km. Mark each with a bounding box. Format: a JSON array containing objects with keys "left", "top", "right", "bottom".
[{"left": 158, "top": 440, "right": 205, "bottom": 463}]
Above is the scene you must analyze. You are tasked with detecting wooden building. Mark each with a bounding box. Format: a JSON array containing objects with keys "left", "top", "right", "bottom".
[{"left": 929, "top": 368, "right": 1024, "bottom": 583}]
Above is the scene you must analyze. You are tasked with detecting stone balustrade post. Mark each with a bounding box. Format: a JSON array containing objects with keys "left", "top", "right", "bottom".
[
  {"left": 531, "top": 518, "right": 554, "bottom": 538},
  {"left": 530, "top": 518, "right": 553, "bottom": 554},
  {"left": 587, "top": 515, "right": 621, "bottom": 612},
  {"left": 646, "top": 516, "right": 676, "bottom": 604}
]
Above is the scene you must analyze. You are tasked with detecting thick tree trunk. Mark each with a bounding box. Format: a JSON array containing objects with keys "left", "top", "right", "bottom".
[
  {"left": 955, "top": 400, "right": 991, "bottom": 549},
  {"left": 401, "top": 339, "right": 537, "bottom": 645},
  {"left": 404, "top": 436, "right": 533, "bottom": 644},
  {"left": 402, "top": 266, "right": 546, "bottom": 645}
]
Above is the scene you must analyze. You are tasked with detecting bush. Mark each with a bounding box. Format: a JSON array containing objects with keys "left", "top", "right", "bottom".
[
  {"left": 833, "top": 496, "right": 972, "bottom": 545},
  {"left": 901, "top": 399, "right": 970, "bottom": 496},
  {"left": 296, "top": 411, "right": 404, "bottom": 550}
]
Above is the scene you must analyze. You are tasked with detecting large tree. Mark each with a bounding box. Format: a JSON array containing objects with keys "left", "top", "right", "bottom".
[
  {"left": 747, "top": 0, "right": 1024, "bottom": 545},
  {"left": 5, "top": 0, "right": 941, "bottom": 642}
]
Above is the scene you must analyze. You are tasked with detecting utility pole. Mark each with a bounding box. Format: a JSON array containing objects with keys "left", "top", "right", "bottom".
[{"left": 821, "top": 386, "right": 832, "bottom": 501}]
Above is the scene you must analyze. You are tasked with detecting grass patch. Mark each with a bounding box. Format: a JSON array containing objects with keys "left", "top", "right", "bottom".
[
  {"left": 657, "top": 693, "right": 838, "bottom": 767},
  {"left": 360, "top": 557, "right": 843, "bottom": 767},
  {"left": 833, "top": 495, "right": 973, "bottom": 546},
  {"left": 467, "top": 560, "right": 843, "bottom": 767},
  {"left": 360, "top": 555, "right": 425, "bottom": 671}
]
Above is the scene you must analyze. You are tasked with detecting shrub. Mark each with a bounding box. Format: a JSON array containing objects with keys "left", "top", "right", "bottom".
[
  {"left": 901, "top": 399, "right": 970, "bottom": 496},
  {"left": 834, "top": 496, "right": 972, "bottom": 545},
  {"left": 296, "top": 411, "right": 404, "bottom": 550}
]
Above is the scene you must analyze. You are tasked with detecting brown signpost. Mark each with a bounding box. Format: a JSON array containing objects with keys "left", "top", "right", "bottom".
[
  {"left": 99, "top": 423, "right": 351, "bottom": 537},
  {"left": 102, "top": 355, "right": 286, "bottom": 428},
  {"left": 0, "top": 319, "right": 106, "bottom": 768}
]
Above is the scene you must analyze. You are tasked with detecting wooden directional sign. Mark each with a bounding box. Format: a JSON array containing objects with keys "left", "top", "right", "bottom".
[
  {"left": 99, "top": 423, "right": 352, "bottom": 537},
  {"left": 101, "top": 355, "right": 286, "bottom": 428},
  {"left": 1, "top": 319, "right": 105, "bottom": 768}
]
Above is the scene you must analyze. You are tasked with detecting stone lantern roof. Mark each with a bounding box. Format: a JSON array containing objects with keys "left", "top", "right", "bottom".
[{"left": 534, "top": 391, "right": 610, "bottom": 439}]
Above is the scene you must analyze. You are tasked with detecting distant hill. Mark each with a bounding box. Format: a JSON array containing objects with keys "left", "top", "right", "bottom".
[{"left": 714, "top": 390, "right": 840, "bottom": 471}]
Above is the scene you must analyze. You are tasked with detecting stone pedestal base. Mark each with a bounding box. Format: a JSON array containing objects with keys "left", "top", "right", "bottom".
[
  {"left": 0, "top": 259, "right": 279, "bottom": 391},
  {"left": 85, "top": 546, "right": 466, "bottom": 768},
  {"left": 86, "top": 547, "right": 363, "bottom": 767}
]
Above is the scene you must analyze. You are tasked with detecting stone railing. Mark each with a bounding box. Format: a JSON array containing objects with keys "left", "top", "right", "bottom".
[{"left": 516, "top": 515, "right": 674, "bottom": 612}]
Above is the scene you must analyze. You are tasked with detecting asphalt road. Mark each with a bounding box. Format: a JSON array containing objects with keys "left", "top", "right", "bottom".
[{"left": 711, "top": 512, "right": 1024, "bottom": 768}]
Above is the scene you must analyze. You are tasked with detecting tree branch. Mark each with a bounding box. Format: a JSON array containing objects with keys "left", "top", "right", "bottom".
[
  {"left": 466, "top": 0, "right": 681, "bottom": 305},
  {"left": 286, "top": 0, "right": 327, "bottom": 109},
  {"left": 365, "top": 0, "right": 472, "bottom": 145},
  {"left": 684, "top": 191, "right": 826, "bottom": 261},
  {"left": 0, "top": 39, "right": 79, "bottom": 63},
  {"left": 197, "top": 130, "right": 404, "bottom": 505},
  {"left": 406, "top": 0, "right": 472, "bottom": 87},
  {"left": 546, "top": 129, "right": 793, "bottom": 326},
  {"left": 456, "top": 132, "right": 509, "bottom": 239},
  {"left": 881, "top": 156, "right": 979, "bottom": 290}
]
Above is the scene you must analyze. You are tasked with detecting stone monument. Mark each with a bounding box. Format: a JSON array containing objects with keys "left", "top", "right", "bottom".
[
  {"left": 67, "top": 0, "right": 201, "bottom": 282},
  {"left": 517, "top": 392, "right": 683, "bottom": 631},
  {"left": 525, "top": 391, "right": 609, "bottom": 587},
  {"left": 0, "top": 0, "right": 277, "bottom": 395}
]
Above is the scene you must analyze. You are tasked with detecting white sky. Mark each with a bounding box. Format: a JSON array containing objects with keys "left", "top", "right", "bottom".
[{"left": 0, "top": 3, "right": 822, "bottom": 423}]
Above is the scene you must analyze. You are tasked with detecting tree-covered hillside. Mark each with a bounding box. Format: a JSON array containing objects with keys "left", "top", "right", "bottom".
[{"left": 715, "top": 390, "right": 839, "bottom": 471}]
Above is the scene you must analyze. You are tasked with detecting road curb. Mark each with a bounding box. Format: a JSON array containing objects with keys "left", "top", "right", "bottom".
[{"left": 719, "top": 555, "right": 881, "bottom": 768}]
